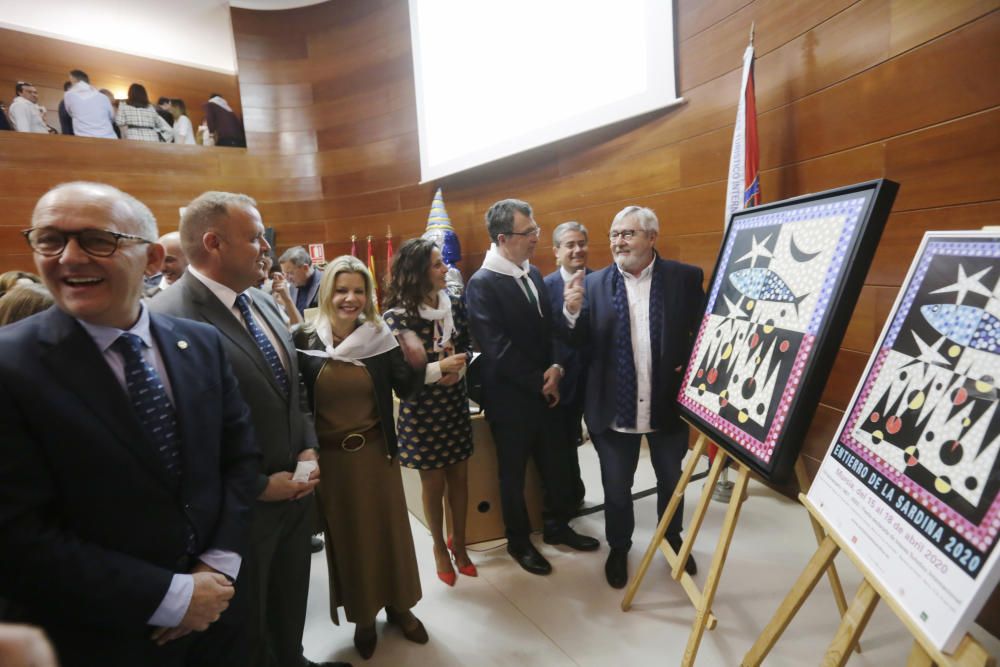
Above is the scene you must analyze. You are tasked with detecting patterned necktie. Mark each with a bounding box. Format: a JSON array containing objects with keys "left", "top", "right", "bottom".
[
  {"left": 519, "top": 275, "right": 538, "bottom": 307},
  {"left": 235, "top": 293, "right": 290, "bottom": 395},
  {"left": 113, "top": 333, "right": 183, "bottom": 483}
]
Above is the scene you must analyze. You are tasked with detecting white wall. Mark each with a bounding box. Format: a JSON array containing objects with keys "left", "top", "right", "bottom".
[{"left": 0, "top": 0, "right": 238, "bottom": 73}]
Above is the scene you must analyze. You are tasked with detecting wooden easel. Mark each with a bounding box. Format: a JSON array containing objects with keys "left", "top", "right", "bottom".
[
  {"left": 622, "top": 432, "right": 855, "bottom": 666},
  {"left": 742, "top": 496, "right": 995, "bottom": 667}
]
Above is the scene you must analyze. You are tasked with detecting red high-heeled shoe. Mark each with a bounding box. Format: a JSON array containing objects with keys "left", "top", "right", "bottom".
[
  {"left": 435, "top": 544, "right": 456, "bottom": 586},
  {"left": 447, "top": 536, "right": 478, "bottom": 577}
]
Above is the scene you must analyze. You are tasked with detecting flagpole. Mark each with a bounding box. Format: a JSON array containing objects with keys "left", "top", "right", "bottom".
[{"left": 715, "top": 21, "right": 759, "bottom": 504}]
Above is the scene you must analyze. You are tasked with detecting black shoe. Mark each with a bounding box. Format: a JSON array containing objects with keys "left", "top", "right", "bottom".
[
  {"left": 311, "top": 535, "right": 324, "bottom": 554},
  {"left": 605, "top": 547, "right": 629, "bottom": 589},
  {"left": 507, "top": 542, "right": 552, "bottom": 575},
  {"left": 353, "top": 624, "right": 377, "bottom": 660},
  {"left": 307, "top": 661, "right": 353, "bottom": 667},
  {"left": 666, "top": 534, "right": 697, "bottom": 576},
  {"left": 543, "top": 526, "right": 600, "bottom": 551}
]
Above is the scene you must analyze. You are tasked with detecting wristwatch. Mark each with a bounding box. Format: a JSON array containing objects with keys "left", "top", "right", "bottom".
[{"left": 551, "top": 364, "right": 565, "bottom": 377}]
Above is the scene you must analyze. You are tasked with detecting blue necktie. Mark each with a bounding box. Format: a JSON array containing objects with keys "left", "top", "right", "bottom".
[
  {"left": 236, "top": 293, "right": 290, "bottom": 396},
  {"left": 113, "top": 333, "right": 183, "bottom": 483}
]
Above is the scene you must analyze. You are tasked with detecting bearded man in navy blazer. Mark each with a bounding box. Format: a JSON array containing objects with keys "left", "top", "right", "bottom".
[
  {"left": 543, "top": 221, "right": 593, "bottom": 506},
  {"left": 0, "top": 182, "right": 259, "bottom": 666},
  {"left": 466, "top": 199, "right": 599, "bottom": 576},
  {"left": 563, "top": 205, "right": 705, "bottom": 589}
]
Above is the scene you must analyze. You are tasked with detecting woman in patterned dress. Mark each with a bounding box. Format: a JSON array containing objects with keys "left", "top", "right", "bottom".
[{"left": 384, "top": 239, "right": 477, "bottom": 586}]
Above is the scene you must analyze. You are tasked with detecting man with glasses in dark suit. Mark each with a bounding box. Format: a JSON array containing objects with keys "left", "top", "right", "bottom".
[
  {"left": 466, "top": 199, "right": 599, "bottom": 576},
  {"left": 0, "top": 181, "right": 259, "bottom": 666}
]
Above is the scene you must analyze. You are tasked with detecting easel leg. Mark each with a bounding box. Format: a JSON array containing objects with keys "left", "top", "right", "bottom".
[
  {"left": 622, "top": 434, "right": 707, "bottom": 611},
  {"left": 821, "top": 580, "right": 879, "bottom": 667},
  {"left": 794, "top": 459, "right": 853, "bottom": 622},
  {"left": 672, "top": 449, "right": 728, "bottom": 580},
  {"left": 741, "top": 535, "right": 840, "bottom": 667},
  {"left": 906, "top": 641, "right": 935, "bottom": 667},
  {"left": 680, "top": 464, "right": 750, "bottom": 667}
]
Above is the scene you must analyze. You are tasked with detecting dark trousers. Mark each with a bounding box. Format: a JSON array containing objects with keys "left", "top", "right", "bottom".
[
  {"left": 243, "top": 497, "right": 313, "bottom": 667},
  {"left": 553, "top": 402, "right": 586, "bottom": 504},
  {"left": 489, "top": 411, "right": 575, "bottom": 547},
  {"left": 591, "top": 426, "right": 688, "bottom": 550}
]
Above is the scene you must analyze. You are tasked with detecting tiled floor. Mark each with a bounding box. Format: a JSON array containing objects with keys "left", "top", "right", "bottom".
[{"left": 301, "top": 442, "right": 1000, "bottom": 666}]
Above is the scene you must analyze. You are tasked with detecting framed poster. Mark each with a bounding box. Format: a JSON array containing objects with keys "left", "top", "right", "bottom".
[
  {"left": 808, "top": 232, "right": 1000, "bottom": 652},
  {"left": 677, "top": 179, "right": 899, "bottom": 481}
]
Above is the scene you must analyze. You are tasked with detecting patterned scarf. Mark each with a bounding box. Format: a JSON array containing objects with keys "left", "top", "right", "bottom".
[{"left": 612, "top": 260, "right": 663, "bottom": 429}]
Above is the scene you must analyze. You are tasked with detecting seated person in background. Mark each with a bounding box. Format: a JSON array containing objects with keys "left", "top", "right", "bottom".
[
  {"left": 156, "top": 97, "right": 175, "bottom": 127},
  {"left": 63, "top": 69, "right": 116, "bottom": 139},
  {"left": 0, "top": 283, "right": 54, "bottom": 326},
  {"left": 279, "top": 246, "right": 323, "bottom": 315},
  {"left": 170, "top": 99, "right": 196, "bottom": 145},
  {"left": 117, "top": 84, "right": 173, "bottom": 142},
  {"left": 9, "top": 82, "right": 53, "bottom": 134},
  {"left": 256, "top": 254, "right": 302, "bottom": 327},
  {"left": 202, "top": 93, "right": 245, "bottom": 148},
  {"left": 0, "top": 103, "right": 11, "bottom": 131},
  {"left": 0, "top": 271, "right": 41, "bottom": 297}
]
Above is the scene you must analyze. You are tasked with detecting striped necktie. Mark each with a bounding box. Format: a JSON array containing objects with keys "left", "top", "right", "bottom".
[{"left": 235, "top": 293, "right": 290, "bottom": 395}]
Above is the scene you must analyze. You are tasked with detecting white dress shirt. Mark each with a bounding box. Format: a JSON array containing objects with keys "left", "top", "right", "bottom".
[
  {"left": 76, "top": 303, "right": 241, "bottom": 628},
  {"left": 8, "top": 96, "right": 49, "bottom": 133},
  {"left": 187, "top": 266, "right": 290, "bottom": 372},
  {"left": 63, "top": 81, "right": 117, "bottom": 138},
  {"left": 173, "top": 114, "right": 196, "bottom": 144}
]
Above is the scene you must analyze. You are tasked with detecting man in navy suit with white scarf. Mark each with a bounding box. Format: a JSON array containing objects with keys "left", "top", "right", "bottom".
[
  {"left": 466, "top": 199, "right": 599, "bottom": 576},
  {"left": 563, "top": 205, "right": 705, "bottom": 589}
]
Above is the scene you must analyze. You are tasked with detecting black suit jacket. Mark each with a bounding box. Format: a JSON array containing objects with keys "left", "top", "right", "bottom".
[
  {"left": 544, "top": 268, "right": 593, "bottom": 408},
  {"left": 150, "top": 272, "right": 318, "bottom": 498},
  {"left": 568, "top": 257, "right": 704, "bottom": 435},
  {"left": 466, "top": 265, "right": 554, "bottom": 423},
  {"left": 0, "top": 307, "right": 258, "bottom": 661}
]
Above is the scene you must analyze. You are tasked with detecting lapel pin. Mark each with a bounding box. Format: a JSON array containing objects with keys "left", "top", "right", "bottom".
[{"left": 177, "top": 340, "right": 189, "bottom": 350}]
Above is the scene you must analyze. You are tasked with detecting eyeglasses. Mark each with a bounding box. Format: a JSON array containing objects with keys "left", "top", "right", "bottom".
[
  {"left": 609, "top": 229, "right": 643, "bottom": 241},
  {"left": 22, "top": 227, "right": 151, "bottom": 257},
  {"left": 507, "top": 226, "right": 542, "bottom": 238}
]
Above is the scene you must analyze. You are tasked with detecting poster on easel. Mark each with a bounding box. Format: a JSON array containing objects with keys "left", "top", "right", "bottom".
[
  {"left": 677, "top": 179, "right": 898, "bottom": 481},
  {"left": 809, "top": 231, "right": 1000, "bottom": 652}
]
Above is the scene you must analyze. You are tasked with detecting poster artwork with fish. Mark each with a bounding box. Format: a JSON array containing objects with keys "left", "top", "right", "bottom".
[
  {"left": 808, "top": 232, "right": 1000, "bottom": 651},
  {"left": 677, "top": 180, "right": 899, "bottom": 481}
]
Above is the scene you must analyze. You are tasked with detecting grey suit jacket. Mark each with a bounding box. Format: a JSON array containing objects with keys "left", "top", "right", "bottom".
[{"left": 150, "top": 271, "right": 318, "bottom": 497}]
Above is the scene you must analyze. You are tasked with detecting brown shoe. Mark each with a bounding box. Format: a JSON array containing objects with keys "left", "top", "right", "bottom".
[
  {"left": 385, "top": 607, "right": 429, "bottom": 644},
  {"left": 353, "top": 624, "right": 377, "bottom": 660}
]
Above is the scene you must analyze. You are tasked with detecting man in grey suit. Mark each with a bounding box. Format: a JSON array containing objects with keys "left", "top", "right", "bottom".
[{"left": 150, "top": 192, "right": 347, "bottom": 667}]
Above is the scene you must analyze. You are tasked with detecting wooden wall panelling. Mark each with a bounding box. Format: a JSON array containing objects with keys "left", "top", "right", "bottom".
[{"left": 867, "top": 202, "right": 1000, "bottom": 285}]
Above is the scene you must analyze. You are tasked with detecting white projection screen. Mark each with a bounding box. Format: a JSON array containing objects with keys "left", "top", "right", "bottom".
[{"left": 407, "top": 0, "right": 681, "bottom": 182}]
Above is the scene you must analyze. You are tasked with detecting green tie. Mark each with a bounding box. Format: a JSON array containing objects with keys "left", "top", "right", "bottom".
[{"left": 519, "top": 276, "right": 537, "bottom": 307}]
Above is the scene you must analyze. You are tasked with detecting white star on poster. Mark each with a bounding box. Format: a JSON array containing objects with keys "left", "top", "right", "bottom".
[
  {"left": 722, "top": 293, "right": 748, "bottom": 319},
  {"left": 930, "top": 264, "right": 992, "bottom": 305},
  {"left": 736, "top": 233, "right": 773, "bottom": 267},
  {"left": 910, "top": 331, "right": 950, "bottom": 368}
]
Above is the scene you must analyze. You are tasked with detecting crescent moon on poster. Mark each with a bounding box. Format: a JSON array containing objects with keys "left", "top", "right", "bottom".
[{"left": 789, "top": 235, "right": 822, "bottom": 262}]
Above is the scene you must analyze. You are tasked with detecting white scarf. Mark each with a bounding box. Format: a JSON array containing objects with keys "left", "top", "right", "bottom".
[
  {"left": 208, "top": 96, "right": 233, "bottom": 113},
  {"left": 415, "top": 290, "right": 455, "bottom": 352},
  {"left": 481, "top": 243, "right": 542, "bottom": 316},
  {"left": 297, "top": 318, "right": 397, "bottom": 366}
]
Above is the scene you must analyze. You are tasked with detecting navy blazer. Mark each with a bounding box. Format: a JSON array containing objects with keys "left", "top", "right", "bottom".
[
  {"left": 466, "top": 265, "right": 554, "bottom": 423},
  {"left": 288, "top": 268, "right": 323, "bottom": 314},
  {"left": 544, "top": 267, "right": 592, "bottom": 408},
  {"left": 568, "top": 257, "right": 704, "bottom": 435},
  {"left": 0, "top": 307, "right": 258, "bottom": 658}
]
